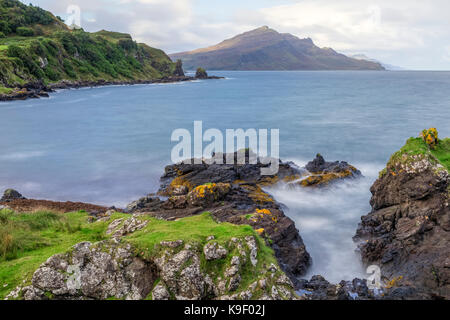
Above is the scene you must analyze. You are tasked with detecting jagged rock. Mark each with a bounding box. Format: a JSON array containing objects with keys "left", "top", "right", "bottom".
[
  {"left": 245, "top": 236, "right": 258, "bottom": 266},
  {"left": 154, "top": 247, "right": 214, "bottom": 300},
  {"left": 125, "top": 195, "right": 162, "bottom": 212},
  {"left": 298, "top": 154, "right": 362, "bottom": 187},
  {"left": 106, "top": 216, "right": 149, "bottom": 238},
  {"left": 173, "top": 59, "right": 185, "bottom": 77},
  {"left": 23, "top": 241, "right": 157, "bottom": 300},
  {"left": 354, "top": 154, "right": 450, "bottom": 299},
  {"left": 152, "top": 283, "right": 170, "bottom": 300},
  {"left": 186, "top": 183, "right": 231, "bottom": 207},
  {"left": 203, "top": 242, "right": 228, "bottom": 260},
  {"left": 160, "top": 240, "right": 183, "bottom": 248},
  {"left": 195, "top": 67, "right": 208, "bottom": 79},
  {"left": 1, "top": 189, "right": 26, "bottom": 202}
]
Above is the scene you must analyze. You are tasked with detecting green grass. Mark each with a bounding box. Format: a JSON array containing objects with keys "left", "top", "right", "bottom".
[
  {"left": 0, "top": 1, "right": 178, "bottom": 91},
  {"left": 125, "top": 212, "right": 256, "bottom": 252},
  {"left": 387, "top": 137, "right": 450, "bottom": 172},
  {"left": 0, "top": 86, "right": 13, "bottom": 94},
  {"left": 0, "top": 209, "right": 127, "bottom": 299},
  {"left": 0, "top": 210, "right": 279, "bottom": 299},
  {"left": 125, "top": 212, "right": 278, "bottom": 296}
]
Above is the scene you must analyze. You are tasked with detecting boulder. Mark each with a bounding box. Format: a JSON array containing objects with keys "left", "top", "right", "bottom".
[{"left": 1, "top": 189, "right": 26, "bottom": 202}]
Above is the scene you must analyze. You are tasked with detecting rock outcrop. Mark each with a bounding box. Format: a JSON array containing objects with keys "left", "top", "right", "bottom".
[
  {"left": 125, "top": 151, "right": 361, "bottom": 288},
  {"left": 297, "top": 153, "right": 362, "bottom": 187},
  {"left": 9, "top": 214, "right": 297, "bottom": 300},
  {"left": 354, "top": 151, "right": 450, "bottom": 299},
  {"left": 1, "top": 189, "right": 26, "bottom": 202}
]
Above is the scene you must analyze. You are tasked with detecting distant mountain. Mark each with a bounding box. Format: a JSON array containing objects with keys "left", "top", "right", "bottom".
[
  {"left": 351, "top": 54, "right": 404, "bottom": 71},
  {"left": 170, "top": 26, "right": 384, "bottom": 71}
]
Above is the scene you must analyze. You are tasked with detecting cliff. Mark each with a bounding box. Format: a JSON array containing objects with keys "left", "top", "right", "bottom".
[
  {"left": 354, "top": 135, "right": 450, "bottom": 299},
  {"left": 0, "top": 0, "right": 182, "bottom": 99}
]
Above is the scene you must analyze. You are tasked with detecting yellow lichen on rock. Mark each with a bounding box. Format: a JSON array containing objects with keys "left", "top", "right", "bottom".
[
  {"left": 256, "top": 208, "right": 272, "bottom": 215},
  {"left": 241, "top": 185, "right": 274, "bottom": 204},
  {"left": 298, "top": 170, "right": 354, "bottom": 187},
  {"left": 385, "top": 276, "right": 403, "bottom": 289}
]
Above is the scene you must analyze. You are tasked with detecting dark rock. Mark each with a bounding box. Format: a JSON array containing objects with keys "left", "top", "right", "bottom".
[
  {"left": 195, "top": 67, "right": 208, "bottom": 79},
  {"left": 1, "top": 189, "right": 26, "bottom": 202},
  {"left": 173, "top": 59, "right": 185, "bottom": 77},
  {"left": 354, "top": 155, "right": 450, "bottom": 299}
]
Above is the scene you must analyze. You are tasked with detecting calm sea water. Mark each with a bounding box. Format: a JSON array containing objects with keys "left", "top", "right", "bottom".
[{"left": 1, "top": 71, "right": 449, "bottom": 281}]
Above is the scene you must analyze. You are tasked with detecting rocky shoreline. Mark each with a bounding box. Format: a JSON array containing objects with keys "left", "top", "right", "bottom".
[
  {"left": 0, "top": 75, "right": 224, "bottom": 102},
  {"left": 1, "top": 145, "right": 449, "bottom": 300}
]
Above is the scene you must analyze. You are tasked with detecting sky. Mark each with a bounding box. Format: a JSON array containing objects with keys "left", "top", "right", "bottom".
[{"left": 23, "top": 0, "right": 450, "bottom": 70}]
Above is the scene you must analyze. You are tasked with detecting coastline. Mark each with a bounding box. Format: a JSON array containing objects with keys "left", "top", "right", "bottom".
[{"left": 0, "top": 75, "right": 224, "bottom": 102}]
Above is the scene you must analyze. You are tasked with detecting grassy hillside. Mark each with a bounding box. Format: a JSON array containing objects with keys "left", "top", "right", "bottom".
[
  {"left": 379, "top": 135, "right": 450, "bottom": 179},
  {"left": 0, "top": 0, "right": 178, "bottom": 93},
  {"left": 0, "top": 209, "right": 275, "bottom": 299}
]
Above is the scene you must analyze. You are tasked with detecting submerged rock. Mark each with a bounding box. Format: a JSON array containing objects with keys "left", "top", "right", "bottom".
[{"left": 297, "top": 154, "right": 362, "bottom": 187}]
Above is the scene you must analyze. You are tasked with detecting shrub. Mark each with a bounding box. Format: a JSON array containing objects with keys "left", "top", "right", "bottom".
[
  {"left": 421, "top": 128, "right": 438, "bottom": 149},
  {"left": 16, "top": 26, "right": 34, "bottom": 37}
]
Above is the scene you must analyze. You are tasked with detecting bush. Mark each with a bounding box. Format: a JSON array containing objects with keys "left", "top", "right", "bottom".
[
  {"left": 421, "top": 128, "right": 438, "bottom": 149},
  {"left": 0, "top": 32, "right": 5, "bottom": 38},
  {"left": 16, "top": 27, "right": 34, "bottom": 37}
]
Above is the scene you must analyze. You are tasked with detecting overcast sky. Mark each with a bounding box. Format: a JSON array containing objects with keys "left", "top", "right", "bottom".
[{"left": 25, "top": 0, "right": 450, "bottom": 70}]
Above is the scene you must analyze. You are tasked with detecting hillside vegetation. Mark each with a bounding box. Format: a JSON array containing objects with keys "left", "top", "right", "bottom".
[{"left": 0, "top": 0, "right": 178, "bottom": 93}]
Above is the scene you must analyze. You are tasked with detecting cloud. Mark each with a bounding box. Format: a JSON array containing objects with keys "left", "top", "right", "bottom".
[{"left": 23, "top": 0, "right": 450, "bottom": 69}]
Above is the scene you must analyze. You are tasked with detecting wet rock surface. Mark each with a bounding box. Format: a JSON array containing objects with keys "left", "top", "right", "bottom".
[
  {"left": 354, "top": 154, "right": 450, "bottom": 299},
  {"left": 298, "top": 153, "right": 362, "bottom": 187}
]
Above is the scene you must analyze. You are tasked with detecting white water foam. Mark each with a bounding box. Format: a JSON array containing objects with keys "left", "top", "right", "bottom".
[{"left": 265, "top": 161, "right": 384, "bottom": 282}]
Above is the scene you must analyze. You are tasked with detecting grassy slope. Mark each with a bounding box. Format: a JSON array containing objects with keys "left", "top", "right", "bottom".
[
  {"left": 388, "top": 137, "right": 450, "bottom": 171},
  {"left": 380, "top": 136, "right": 450, "bottom": 179},
  {"left": 0, "top": 1, "right": 177, "bottom": 92},
  {"left": 0, "top": 210, "right": 275, "bottom": 299}
]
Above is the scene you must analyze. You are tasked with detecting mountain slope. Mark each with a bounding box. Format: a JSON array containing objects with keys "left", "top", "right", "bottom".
[
  {"left": 0, "top": 0, "right": 179, "bottom": 95},
  {"left": 351, "top": 54, "right": 404, "bottom": 71},
  {"left": 170, "top": 26, "right": 384, "bottom": 71}
]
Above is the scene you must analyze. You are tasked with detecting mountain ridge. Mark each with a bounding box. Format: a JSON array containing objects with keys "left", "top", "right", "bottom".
[{"left": 170, "top": 26, "right": 384, "bottom": 71}]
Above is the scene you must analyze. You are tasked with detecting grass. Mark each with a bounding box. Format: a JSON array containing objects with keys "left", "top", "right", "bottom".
[
  {"left": 125, "top": 212, "right": 279, "bottom": 297},
  {"left": 0, "top": 210, "right": 279, "bottom": 299},
  {"left": 387, "top": 137, "right": 450, "bottom": 172},
  {"left": 125, "top": 212, "right": 256, "bottom": 253},
  {"left": 0, "top": 209, "right": 128, "bottom": 299},
  {"left": 0, "top": 86, "right": 13, "bottom": 94}
]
